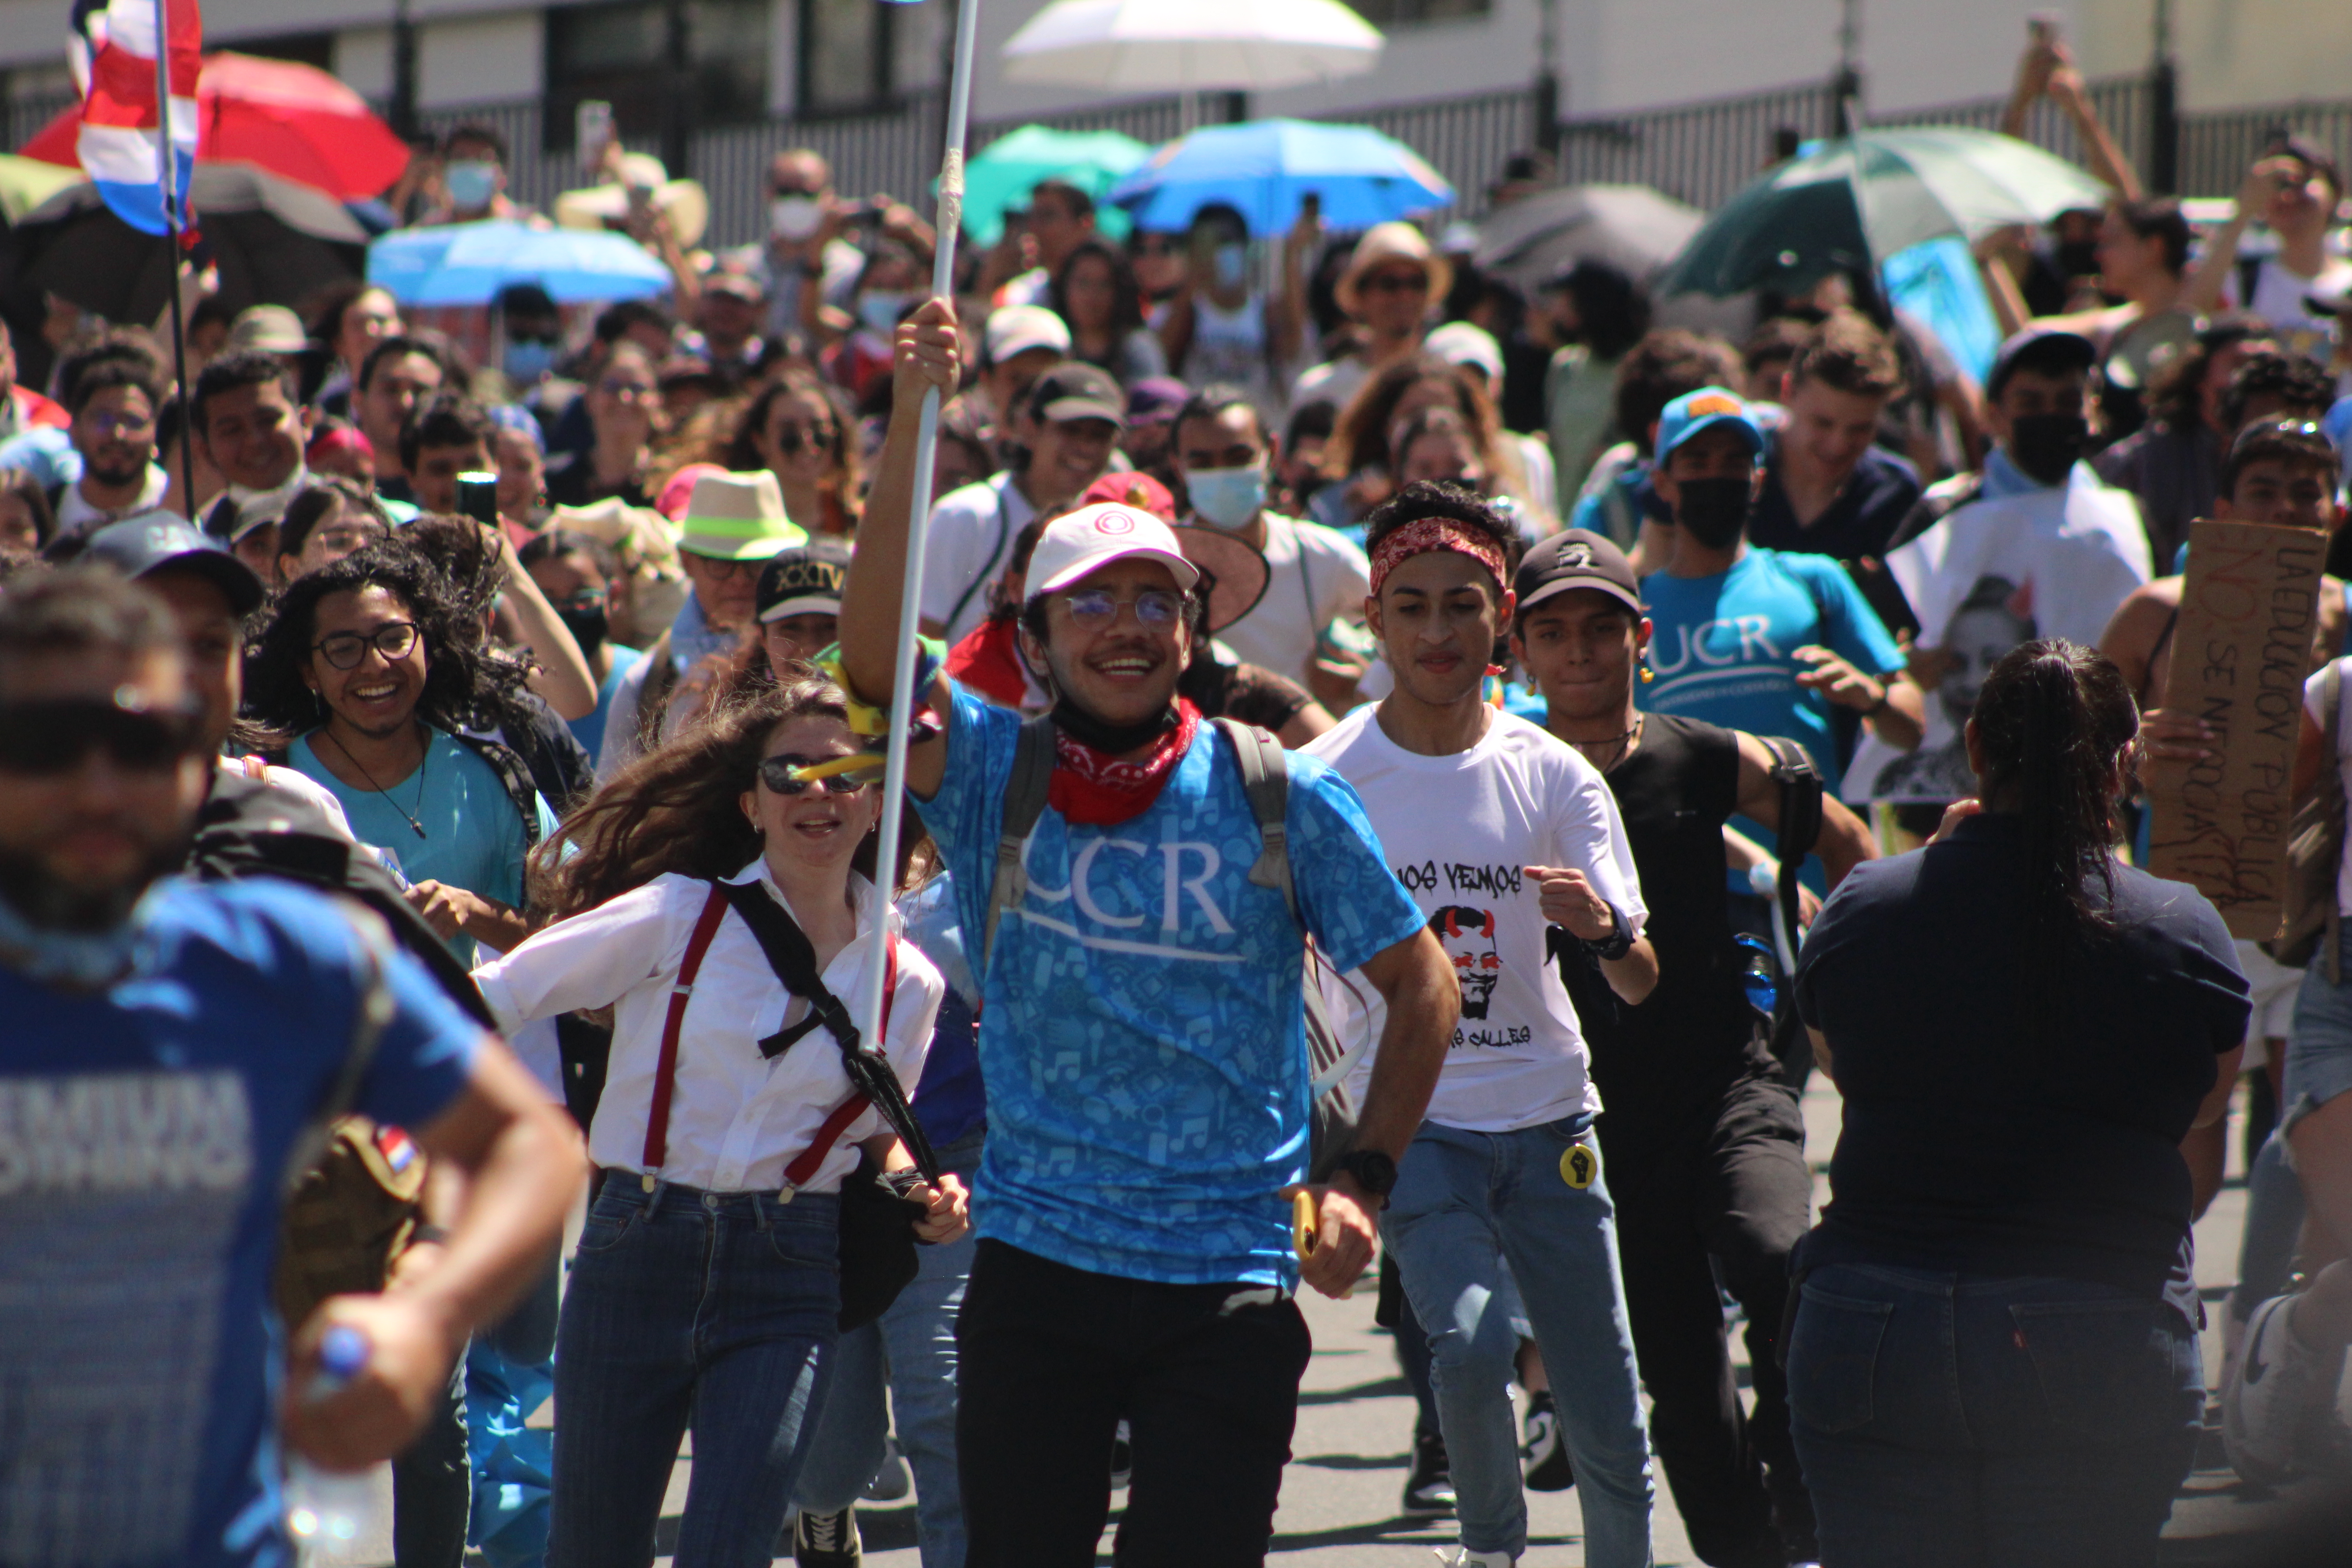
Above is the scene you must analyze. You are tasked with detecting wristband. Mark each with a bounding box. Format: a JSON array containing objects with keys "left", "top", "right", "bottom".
[
  {"left": 1861, "top": 684, "right": 1890, "bottom": 718},
  {"left": 1579, "top": 903, "right": 1636, "bottom": 963}
]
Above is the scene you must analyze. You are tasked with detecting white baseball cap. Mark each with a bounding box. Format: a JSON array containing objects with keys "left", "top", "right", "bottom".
[
  {"left": 1025, "top": 502, "right": 1202, "bottom": 602},
  {"left": 1425, "top": 320, "right": 1504, "bottom": 383},
  {"left": 984, "top": 304, "right": 1071, "bottom": 367}
]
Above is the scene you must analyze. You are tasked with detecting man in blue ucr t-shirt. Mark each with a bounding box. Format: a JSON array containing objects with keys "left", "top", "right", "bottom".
[
  {"left": 843, "top": 297, "right": 1459, "bottom": 1568},
  {"left": 1638, "top": 386, "right": 1925, "bottom": 799},
  {"left": 0, "top": 569, "right": 584, "bottom": 1568}
]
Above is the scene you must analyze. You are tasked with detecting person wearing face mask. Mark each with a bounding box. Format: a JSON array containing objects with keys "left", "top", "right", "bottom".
[
  {"left": 1158, "top": 202, "right": 1314, "bottom": 424},
  {"left": 1170, "top": 385, "right": 1373, "bottom": 714},
  {"left": 1640, "top": 389, "right": 1922, "bottom": 832},
  {"left": 1847, "top": 331, "right": 2150, "bottom": 822},
  {"left": 495, "top": 283, "right": 564, "bottom": 397},
  {"left": 815, "top": 241, "right": 927, "bottom": 407},
  {"left": 428, "top": 124, "right": 532, "bottom": 225},
  {"left": 522, "top": 529, "right": 639, "bottom": 760}
]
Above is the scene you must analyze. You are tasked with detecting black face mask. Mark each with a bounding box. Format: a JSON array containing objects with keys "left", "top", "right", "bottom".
[
  {"left": 556, "top": 597, "right": 609, "bottom": 657},
  {"left": 1050, "top": 696, "right": 1178, "bottom": 755},
  {"left": 1673, "top": 477, "right": 1753, "bottom": 550},
  {"left": 2006, "top": 413, "right": 2087, "bottom": 487}
]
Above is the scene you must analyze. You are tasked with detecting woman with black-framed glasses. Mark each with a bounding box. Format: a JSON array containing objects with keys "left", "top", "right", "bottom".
[{"left": 475, "top": 670, "right": 965, "bottom": 1568}]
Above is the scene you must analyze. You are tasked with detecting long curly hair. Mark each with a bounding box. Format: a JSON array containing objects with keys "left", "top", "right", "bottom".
[
  {"left": 1323, "top": 356, "right": 1524, "bottom": 504},
  {"left": 244, "top": 526, "right": 529, "bottom": 744},
  {"left": 722, "top": 367, "right": 862, "bottom": 536},
  {"left": 531, "top": 670, "right": 854, "bottom": 921}
]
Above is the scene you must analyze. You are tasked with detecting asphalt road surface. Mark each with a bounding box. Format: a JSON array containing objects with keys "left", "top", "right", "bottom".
[{"left": 314, "top": 1076, "right": 2346, "bottom": 1566}]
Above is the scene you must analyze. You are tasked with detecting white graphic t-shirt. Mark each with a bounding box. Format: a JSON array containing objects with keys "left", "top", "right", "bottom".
[{"left": 1304, "top": 705, "right": 1646, "bottom": 1131}]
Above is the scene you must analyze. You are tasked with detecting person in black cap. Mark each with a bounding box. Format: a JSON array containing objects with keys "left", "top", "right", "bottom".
[
  {"left": 1511, "top": 528, "right": 1877, "bottom": 1568},
  {"left": 755, "top": 536, "right": 850, "bottom": 669}
]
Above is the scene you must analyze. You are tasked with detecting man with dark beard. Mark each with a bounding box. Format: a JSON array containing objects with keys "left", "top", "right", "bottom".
[
  {"left": 48, "top": 333, "right": 170, "bottom": 544},
  {"left": 843, "top": 296, "right": 1459, "bottom": 1568},
  {"left": 0, "top": 568, "right": 583, "bottom": 1568}
]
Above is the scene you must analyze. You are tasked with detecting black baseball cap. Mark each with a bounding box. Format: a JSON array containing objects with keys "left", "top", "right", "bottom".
[
  {"left": 1514, "top": 529, "right": 1642, "bottom": 618},
  {"left": 1028, "top": 362, "right": 1126, "bottom": 427},
  {"left": 1986, "top": 326, "right": 2097, "bottom": 399},
  {"left": 82, "top": 513, "right": 266, "bottom": 617},
  {"left": 756, "top": 538, "right": 850, "bottom": 623}
]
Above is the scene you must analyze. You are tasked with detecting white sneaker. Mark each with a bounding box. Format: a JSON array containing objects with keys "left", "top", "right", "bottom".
[
  {"left": 2224, "top": 1292, "right": 2349, "bottom": 1485},
  {"left": 1431, "top": 1548, "right": 1514, "bottom": 1567}
]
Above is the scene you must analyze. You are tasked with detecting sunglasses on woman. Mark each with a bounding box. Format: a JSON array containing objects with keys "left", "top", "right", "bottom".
[
  {"left": 759, "top": 752, "right": 877, "bottom": 796},
  {"left": 772, "top": 422, "right": 837, "bottom": 457}
]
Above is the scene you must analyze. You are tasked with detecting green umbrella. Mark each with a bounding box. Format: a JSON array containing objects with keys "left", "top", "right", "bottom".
[
  {"left": 957, "top": 124, "right": 1154, "bottom": 245},
  {"left": 1658, "top": 126, "right": 2114, "bottom": 299}
]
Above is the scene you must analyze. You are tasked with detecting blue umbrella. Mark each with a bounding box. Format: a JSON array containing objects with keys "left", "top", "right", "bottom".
[
  {"left": 1107, "top": 117, "right": 1450, "bottom": 236},
  {"left": 367, "top": 219, "right": 671, "bottom": 307}
]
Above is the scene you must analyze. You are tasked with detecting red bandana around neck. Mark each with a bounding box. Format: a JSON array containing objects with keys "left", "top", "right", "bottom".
[{"left": 1048, "top": 699, "right": 1203, "bottom": 826}]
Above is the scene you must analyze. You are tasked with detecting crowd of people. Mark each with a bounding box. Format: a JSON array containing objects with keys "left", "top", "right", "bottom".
[{"left": 6, "top": 25, "right": 2352, "bottom": 1567}]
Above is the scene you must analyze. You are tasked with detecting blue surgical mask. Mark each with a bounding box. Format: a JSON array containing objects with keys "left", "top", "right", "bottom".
[
  {"left": 857, "top": 291, "right": 911, "bottom": 335},
  {"left": 1186, "top": 463, "right": 1267, "bottom": 529},
  {"left": 445, "top": 160, "right": 499, "bottom": 210},
  {"left": 503, "top": 339, "right": 556, "bottom": 383},
  {"left": 1213, "top": 243, "right": 1248, "bottom": 290}
]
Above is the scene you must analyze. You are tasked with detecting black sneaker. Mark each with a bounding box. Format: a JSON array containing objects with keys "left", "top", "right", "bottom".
[
  {"left": 1401, "top": 1431, "right": 1456, "bottom": 1517},
  {"left": 1523, "top": 1389, "right": 1574, "bottom": 1491},
  {"left": 794, "top": 1505, "right": 862, "bottom": 1567}
]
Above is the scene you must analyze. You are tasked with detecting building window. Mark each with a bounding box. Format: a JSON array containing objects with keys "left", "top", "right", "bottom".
[
  {"left": 799, "top": 0, "right": 896, "bottom": 116},
  {"left": 545, "top": 0, "right": 770, "bottom": 148},
  {"left": 1341, "top": 0, "right": 1488, "bottom": 24}
]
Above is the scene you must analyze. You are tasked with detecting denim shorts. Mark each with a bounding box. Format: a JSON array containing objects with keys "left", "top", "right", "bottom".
[{"left": 2284, "top": 923, "right": 2352, "bottom": 1149}]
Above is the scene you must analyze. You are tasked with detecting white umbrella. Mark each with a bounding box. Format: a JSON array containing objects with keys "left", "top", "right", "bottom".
[{"left": 1001, "top": 0, "right": 1382, "bottom": 93}]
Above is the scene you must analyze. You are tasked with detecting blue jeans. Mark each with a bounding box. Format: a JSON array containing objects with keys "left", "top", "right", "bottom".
[
  {"left": 2286, "top": 924, "right": 2352, "bottom": 1147},
  {"left": 1381, "top": 1117, "right": 1654, "bottom": 1566},
  {"left": 794, "top": 1132, "right": 984, "bottom": 1568},
  {"left": 547, "top": 1180, "right": 841, "bottom": 1568},
  {"left": 1788, "top": 1263, "right": 2202, "bottom": 1568}
]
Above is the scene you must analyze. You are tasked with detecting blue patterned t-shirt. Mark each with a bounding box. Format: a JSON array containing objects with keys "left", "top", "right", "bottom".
[{"left": 918, "top": 685, "right": 1426, "bottom": 1288}]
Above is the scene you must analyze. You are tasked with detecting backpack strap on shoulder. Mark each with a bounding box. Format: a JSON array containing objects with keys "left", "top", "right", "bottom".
[
  {"left": 982, "top": 714, "right": 1059, "bottom": 968},
  {"left": 1212, "top": 716, "right": 1296, "bottom": 925},
  {"left": 1756, "top": 736, "right": 1824, "bottom": 973}
]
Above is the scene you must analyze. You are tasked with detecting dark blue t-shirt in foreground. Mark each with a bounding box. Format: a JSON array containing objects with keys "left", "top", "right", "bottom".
[
  {"left": 0, "top": 877, "right": 484, "bottom": 1568},
  {"left": 1794, "top": 814, "right": 2248, "bottom": 1322}
]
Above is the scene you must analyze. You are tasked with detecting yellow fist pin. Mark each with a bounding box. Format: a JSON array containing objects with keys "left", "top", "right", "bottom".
[{"left": 1560, "top": 1143, "right": 1598, "bottom": 1189}]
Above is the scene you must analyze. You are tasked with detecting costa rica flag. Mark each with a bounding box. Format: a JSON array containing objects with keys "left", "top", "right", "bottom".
[{"left": 72, "top": 0, "right": 201, "bottom": 235}]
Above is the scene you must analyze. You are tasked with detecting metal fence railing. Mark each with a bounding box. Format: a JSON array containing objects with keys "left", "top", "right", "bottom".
[{"left": 6, "top": 69, "right": 2349, "bottom": 245}]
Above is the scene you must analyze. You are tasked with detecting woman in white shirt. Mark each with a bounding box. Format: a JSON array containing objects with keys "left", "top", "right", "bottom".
[{"left": 475, "top": 671, "right": 966, "bottom": 1568}]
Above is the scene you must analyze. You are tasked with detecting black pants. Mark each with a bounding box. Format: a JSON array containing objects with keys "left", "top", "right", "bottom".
[
  {"left": 392, "top": 1351, "right": 470, "bottom": 1568},
  {"left": 1599, "top": 1073, "right": 1813, "bottom": 1568},
  {"left": 956, "top": 1240, "right": 1312, "bottom": 1568}
]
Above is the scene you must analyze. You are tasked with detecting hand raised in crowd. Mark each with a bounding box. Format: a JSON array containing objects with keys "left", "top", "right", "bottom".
[
  {"left": 892, "top": 297, "right": 963, "bottom": 415},
  {"left": 1284, "top": 1179, "right": 1380, "bottom": 1298},
  {"left": 2136, "top": 706, "right": 2218, "bottom": 765},
  {"left": 279, "top": 1288, "right": 467, "bottom": 1470},
  {"left": 1793, "top": 644, "right": 1888, "bottom": 710},
  {"left": 1528, "top": 863, "right": 1616, "bottom": 941}
]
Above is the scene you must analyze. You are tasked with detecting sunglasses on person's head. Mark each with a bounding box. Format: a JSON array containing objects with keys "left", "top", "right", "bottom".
[
  {"left": 759, "top": 752, "right": 877, "bottom": 796},
  {"left": 1060, "top": 587, "right": 1189, "bottom": 628},
  {"left": 771, "top": 421, "right": 836, "bottom": 456},
  {"left": 0, "top": 695, "right": 202, "bottom": 776},
  {"left": 313, "top": 621, "right": 421, "bottom": 671}
]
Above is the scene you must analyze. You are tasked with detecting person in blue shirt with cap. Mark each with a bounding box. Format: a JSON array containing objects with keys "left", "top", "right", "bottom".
[{"left": 1638, "top": 387, "right": 1924, "bottom": 804}]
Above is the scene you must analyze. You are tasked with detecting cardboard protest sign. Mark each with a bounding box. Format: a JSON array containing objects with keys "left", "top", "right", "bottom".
[{"left": 2147, "top": 519, "right": 2329, "bottom": 939}]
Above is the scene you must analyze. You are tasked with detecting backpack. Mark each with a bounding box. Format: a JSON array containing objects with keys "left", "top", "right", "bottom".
[
  {"left": 2276, "top": 660, "right": 2345, "bottom": 980},
  {"left": 980, "top": 715, "right": 1362, "bottom": 1179},
  {"left": 1753, "top": 736, "right": 1824, "bottom": 1085}
]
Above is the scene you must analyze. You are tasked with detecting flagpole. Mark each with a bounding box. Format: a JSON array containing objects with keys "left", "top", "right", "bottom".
[
  {"left": 854, "top": 0, "right": 980, "bottom": 1071},
  {"left": 150, "top": 0, "right": 195, "bottom": 512}
]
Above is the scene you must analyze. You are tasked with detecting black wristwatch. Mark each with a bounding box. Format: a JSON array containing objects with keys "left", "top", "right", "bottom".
[
  {"left": 1333, "top": 1149, "right": 1398, "bottom": 1207},
  {"left": 1579, "top": 902, "right": 1636, "bottom": 963}
]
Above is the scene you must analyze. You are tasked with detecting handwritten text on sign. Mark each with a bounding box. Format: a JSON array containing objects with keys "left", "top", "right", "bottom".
[{"left": 2149, "top": 520, "right": 2328, "bottom": 938}]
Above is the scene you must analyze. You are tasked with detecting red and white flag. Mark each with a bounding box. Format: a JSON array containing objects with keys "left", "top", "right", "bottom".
[{"left": 73, "top": 0, "right": 201, "bottom": 235}]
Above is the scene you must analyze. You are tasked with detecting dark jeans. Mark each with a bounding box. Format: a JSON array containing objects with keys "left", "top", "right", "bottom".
[
  {"left": 392, "top": 1353, "right": 470, "bottom": 1568},
  {"left": 546, "top": 1180, "right": 841, "bottom": 1568},
  {"left": 1788, "top": 1262, "right": 2204, "bottom": 1568},
  {"left": 1600, "top": 1075, "right": 1813, "bottom": 1568},
  {"left": 956, "top": 1240, "right": 1311, "bottom": 1568}
]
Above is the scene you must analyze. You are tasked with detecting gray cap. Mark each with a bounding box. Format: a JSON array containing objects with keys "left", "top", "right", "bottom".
[{"left": 82, "top": 512, "right": 266, "bottom": 616}]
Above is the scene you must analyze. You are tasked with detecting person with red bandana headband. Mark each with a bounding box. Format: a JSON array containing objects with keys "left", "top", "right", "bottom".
[
  {"left": 842, "top": 295, "right": 1460, "bottom": 1568},
  {"left": 1303, "top": 480, "right": 1659, "bottom": 1568}
]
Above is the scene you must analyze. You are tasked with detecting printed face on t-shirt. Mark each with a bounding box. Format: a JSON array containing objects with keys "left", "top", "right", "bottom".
[
  {"left": 1431, "top": 903, "right": 1503, "bottom": 1018},
  {"left": 1940, "top": 581, "right": 2034, "bottom": 724}
]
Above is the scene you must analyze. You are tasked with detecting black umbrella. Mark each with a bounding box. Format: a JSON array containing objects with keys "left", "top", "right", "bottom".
[{"left": 4, "top": 162, "right": 367, "bottom": 325}]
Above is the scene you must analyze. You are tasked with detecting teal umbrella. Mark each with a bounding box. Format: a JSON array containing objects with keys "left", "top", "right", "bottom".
[
  {"left": 960, "top": 124, "right": 1154, "bottom": 245},
  {"left": 1658, "top": 126, "right": 2114, "bottom": 299}
]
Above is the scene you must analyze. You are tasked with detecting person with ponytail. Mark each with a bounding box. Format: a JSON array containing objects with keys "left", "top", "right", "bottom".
[
  {"left": 470, "top": 671, "right": 967, "bottom": 1568},
  {"left": 1788, "top": 639, "right": 2249, "bottom": 1568}
]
